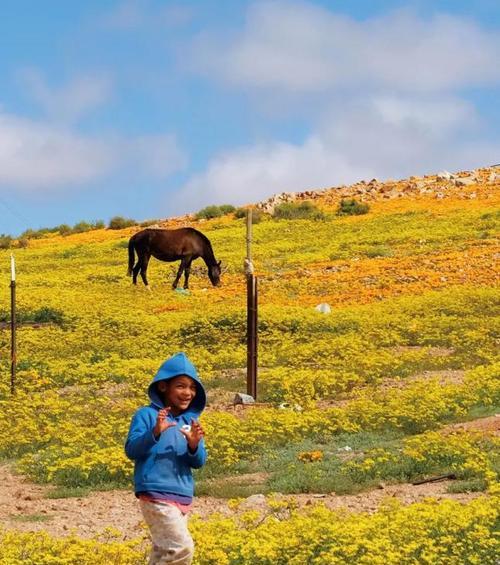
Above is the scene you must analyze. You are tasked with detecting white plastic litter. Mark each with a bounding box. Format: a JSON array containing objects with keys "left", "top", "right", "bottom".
[{"left": 315, "top": 303, "right": 331, "bottom": 314}]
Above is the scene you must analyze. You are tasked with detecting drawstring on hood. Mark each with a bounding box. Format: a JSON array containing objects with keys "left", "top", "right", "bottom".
[{"left": 147, "top": 352, "right": 206, "bottom": 416}]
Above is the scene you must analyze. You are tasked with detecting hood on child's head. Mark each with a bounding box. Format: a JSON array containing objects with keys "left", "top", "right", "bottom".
[{"left": 148, "top": 352, "right": 206, "bottom": 416}]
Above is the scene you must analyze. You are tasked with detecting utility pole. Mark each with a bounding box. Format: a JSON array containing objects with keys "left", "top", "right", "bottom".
[{"left": 245, "top": 209, "right": 258, "bottom": 400}]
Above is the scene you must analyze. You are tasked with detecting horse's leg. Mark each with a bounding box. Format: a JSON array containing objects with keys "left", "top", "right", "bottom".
[
  {"left": 183, "top": 257, "right": 194, "bottom": 289},
  {"left": 172, "top": 258, "right": 186, "bottom": 289},
  {"left": 132, "top": 260, "right": 141, "bottom": 285},
  {"left": 140, "top": 254, "right": 151, "bottom": 289}
]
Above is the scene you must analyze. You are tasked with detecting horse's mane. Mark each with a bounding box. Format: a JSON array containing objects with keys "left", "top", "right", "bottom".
[{"left": 185, "top": 227, "right": 214, "bottom": 249}]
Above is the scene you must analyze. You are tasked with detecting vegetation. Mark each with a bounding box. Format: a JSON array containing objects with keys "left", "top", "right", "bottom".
[
  {"left": 0, "top": 495, "right": 498, "bottom": 563},
  {"left": 0, "top": 176, "right": 498, "bottom": 562},
  {"left": 19, "top": 220, "right": 106, "bottom": 240},
  {"left": 337, "top": 198, "right": 370, "bottom": 216},
  {"left": 107, "top": 216, "right": 136, "bottom": 230},
  {"left": 234, "top": 207, "right": 264, "bottom": 223},
  {"left": 273, "top": 200, "right": 325, "bottom": 220},
  {"left": 195, "top": 204, "right": 236, "bottom": 220},
  {"left": 0, "top": 234, "right": 13, "bottom": 249}
]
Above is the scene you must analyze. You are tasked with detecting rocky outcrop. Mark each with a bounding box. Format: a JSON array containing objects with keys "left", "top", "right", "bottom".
[{"left": 252, "top": 166, "right": 498, "bottom": 211}]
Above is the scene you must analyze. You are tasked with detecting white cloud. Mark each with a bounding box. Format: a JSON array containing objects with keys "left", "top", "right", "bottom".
[
  {"left": 188, "top": 1, "right": 500, "bottom": 94},
  {"left": 0, "top": 112, "right": 186, "bottom": 191},
  {"left": 318, "top": 95, "right": 487, "bottom": 176},
  {"left": 175, "top": 1, "right": 500, "bottom": 211},
  {"left": 369, "top": 96, "right": 477, "bottom": 136},
  {"left": 174, "top": 93, "right": 498, "bottom": 211},
  {"left": 175, "top": 137, "right": 374, "bottom": 213},
  {"left": 0, "top": 114, "right": 113, "bottom": 188},
  {"left": 18, "top": 69, "right": 113, "bottom": 124}
]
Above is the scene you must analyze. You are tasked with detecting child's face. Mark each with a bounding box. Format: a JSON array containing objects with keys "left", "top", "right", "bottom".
[{"left": 158, "top": 376, "right": 197, "bottom": 414}]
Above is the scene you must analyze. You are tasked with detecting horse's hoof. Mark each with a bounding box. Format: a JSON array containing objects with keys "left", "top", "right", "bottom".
[{"left": 146, "top": 286, "right": 152, "bottom": 292}]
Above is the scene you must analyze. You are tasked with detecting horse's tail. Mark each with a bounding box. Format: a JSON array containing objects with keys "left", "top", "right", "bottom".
[{"left": 127, "top": 236, "right": 136, "bottom": 276}]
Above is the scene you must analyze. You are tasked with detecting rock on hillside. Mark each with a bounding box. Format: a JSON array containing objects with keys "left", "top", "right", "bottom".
[
  {"left": 254, "top": 165, "right": 499, "bottom": 214},
  {"left": 142, "top": 165, "right": 498, "bottom": 225}
]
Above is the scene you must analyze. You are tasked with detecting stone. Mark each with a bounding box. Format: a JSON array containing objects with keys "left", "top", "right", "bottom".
[
  {"left": 454, "top": 177, "right": 475, "bottom": 187},
  {"left": 233, "top": 393, "right": 255, "bottom": 405},
  {"left": 437, "top": 170, "right": 451, "bottom": 181},
  {"left": 315, "top": 303, "right": 331, "bottom": 314}
]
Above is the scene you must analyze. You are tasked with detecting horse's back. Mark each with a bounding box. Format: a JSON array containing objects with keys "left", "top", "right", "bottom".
[{"left": 133, "top": 227, "right": 206, "bottom": 259}]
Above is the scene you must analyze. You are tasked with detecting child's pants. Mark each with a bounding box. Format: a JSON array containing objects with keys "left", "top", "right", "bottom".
[{"left": 139, "top": 499, "right": 194, "bottom": 565}]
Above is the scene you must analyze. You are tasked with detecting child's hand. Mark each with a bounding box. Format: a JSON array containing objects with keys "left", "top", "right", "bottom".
[
  {"left": 153, "top": 407, "right": 177, "bottom": 439},
  {"left": 180, "top": 419, "right": 205, "bottom": 453}
]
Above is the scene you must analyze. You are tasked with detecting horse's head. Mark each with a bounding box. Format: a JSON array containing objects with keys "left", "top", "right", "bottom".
[{"left": 208, "top": 260, "right": 222, "bottom": 286}]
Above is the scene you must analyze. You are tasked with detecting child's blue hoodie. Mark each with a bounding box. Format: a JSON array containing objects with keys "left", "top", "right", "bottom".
[{"left": 125, "top": 352, "right": 207, "bottom": 497}]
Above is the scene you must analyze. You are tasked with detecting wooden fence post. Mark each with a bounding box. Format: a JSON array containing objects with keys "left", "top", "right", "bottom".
[{"left": 245, "top": 210, "right": 258, "bottom": 400}]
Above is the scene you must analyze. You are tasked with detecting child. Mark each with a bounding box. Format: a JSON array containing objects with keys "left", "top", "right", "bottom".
[{"left": 125, "top": 352, "right": 207, "bottom": 565}]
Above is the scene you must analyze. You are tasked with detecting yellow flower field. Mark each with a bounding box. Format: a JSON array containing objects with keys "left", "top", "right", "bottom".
[
  {"left": 0, "top": 172, "right": 498, "bottom": 562},
  {"left": 0, "top": 494, "right": 498, "bottom": 564}
]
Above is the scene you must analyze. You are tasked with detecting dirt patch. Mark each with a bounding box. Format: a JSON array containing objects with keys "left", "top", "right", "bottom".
[
  {"left": 391, "top": 345, "right": 455, "bottom": 358},
  {"left": 377, "top": 369, "right": 466, "bottom": 392},
  {"left": 441, "top": 414, "right": 500, "bottom": 436},
  {"left": 287, "top": 481, "right": 483, "bottom": 515},
  {"left": 0, "top": 463, "right": 486, "bottom": 541}
]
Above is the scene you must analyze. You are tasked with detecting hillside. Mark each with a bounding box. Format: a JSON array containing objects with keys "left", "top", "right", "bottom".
[{"left": 0, "top": 166, "right": 498, "bottom": 564}]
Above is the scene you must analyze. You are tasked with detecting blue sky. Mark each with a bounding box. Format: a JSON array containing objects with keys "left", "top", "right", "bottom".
[{"left": 1, "top": 0, "right": 499, "bottom": 235}]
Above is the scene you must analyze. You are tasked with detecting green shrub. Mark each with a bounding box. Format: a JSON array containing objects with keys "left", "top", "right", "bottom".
[
  {"left": 235, "top": 207, "right": 263, "bottom": 223},
  {"left": 337, "top": 198, "right": 370, "bottom": 216},
  {"left": 0, "top": 306, "right": 66, "bottom": 326},
  {"left": 32, "top": 306, "right": 66, "bottom": 325},
  {"left": 218, "top": 204, "right": 236, "bottom": 214},
  {"left": 74, "top": 220, "right": 105, "bottom": 233},
  {"left": 17, "top": 238, "right": 29, "bottom": 249},
  {"left": 364, "top": 245, "right": 394, "bottom": 258},
  {"left": 195, "top": 204, "right": 235, "bottom": 220},
  {"left": 108, "top": 216, "right": 136, "bottom": 230},
  {"left": 56, "top": 224, "right": 72, "bottom": 236},
  {"left": 19, "top": 228, "right": 43, "bottom": 240},
  {"left": 72, "top": 221, "right": 93, "bottom": 233},
  {"left": 273, "top": 201, "right": 325, "bottom": 220},
  {"left": 0, "top": 234, "right": 12, "bottom": 249}
]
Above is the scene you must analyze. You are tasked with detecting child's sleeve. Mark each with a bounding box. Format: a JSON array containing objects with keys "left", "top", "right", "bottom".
[
  {"left": 185, "top": 438, "right": 207, "bottom": 469},
  {"left": 124, "top": 408, "right": 157, "bottom": 461}
]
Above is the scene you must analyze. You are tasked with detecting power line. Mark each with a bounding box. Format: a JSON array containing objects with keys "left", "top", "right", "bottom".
[{"left": 0, "top": 194, "right": 32, "bottom": 232}]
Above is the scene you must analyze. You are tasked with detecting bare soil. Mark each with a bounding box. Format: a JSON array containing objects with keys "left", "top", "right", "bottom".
[
  {"left": 0, "top": 453, "right": 490, "bottom": 541},
  {"left": 442, "top": 414, "right": 499, "bottom": 435}
]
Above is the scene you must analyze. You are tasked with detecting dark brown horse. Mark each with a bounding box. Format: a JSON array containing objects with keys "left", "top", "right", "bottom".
[{"left": 127, "top": 228, "right": 221, "bottom": 290}]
